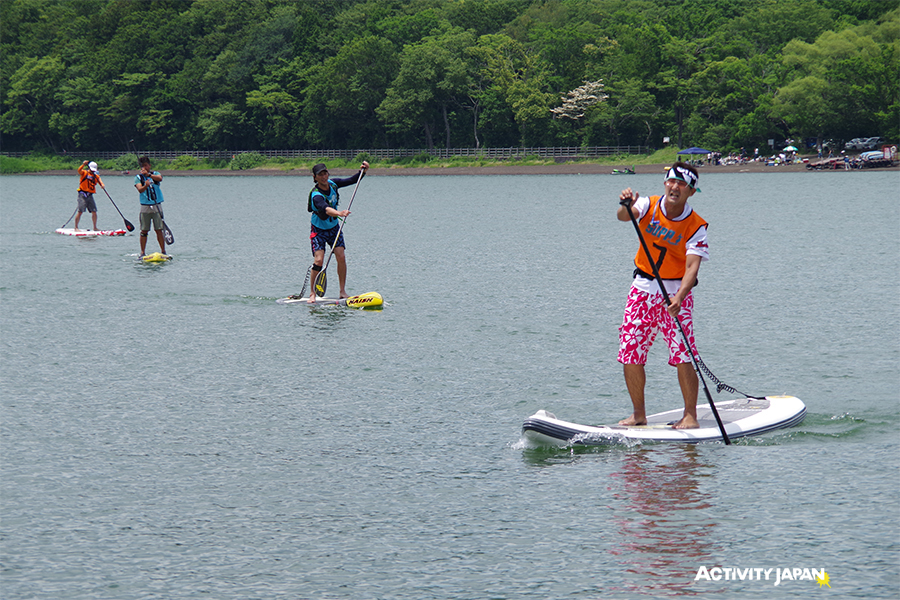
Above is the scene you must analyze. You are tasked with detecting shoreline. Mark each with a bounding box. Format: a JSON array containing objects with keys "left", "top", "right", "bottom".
[{"left": 19, "top": 158, "right": 897, "bottom": 177}]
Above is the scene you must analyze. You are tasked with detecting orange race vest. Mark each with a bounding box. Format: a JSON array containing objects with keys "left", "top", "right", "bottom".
[
  {"left": 634, "top": 195, "right": 708, "bottom": 280},
  {"left": 78, "top": 167, "right": 101, "bottom": 194}
]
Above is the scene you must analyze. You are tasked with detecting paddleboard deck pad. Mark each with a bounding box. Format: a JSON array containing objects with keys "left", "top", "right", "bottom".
[
  {"left": 141, "top": 252, "right": 172, "bottom": 263},
  {"left": 276, "top": 291, "right": 383, "bottom": 309},
  {"left": 523, "top": 395, "right": 806, "bottom": 446},
  {"left": 56, "top": 228, "right": 126, "bottom": 237}
]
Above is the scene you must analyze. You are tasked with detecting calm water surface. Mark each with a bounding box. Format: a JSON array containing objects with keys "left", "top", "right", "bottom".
[{"left": 1, "top": 170, "right": 898, "bottom": 599}]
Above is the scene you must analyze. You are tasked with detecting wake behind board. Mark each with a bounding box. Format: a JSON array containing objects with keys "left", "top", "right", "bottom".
[
  {"left": 522, "top": 395, "right": 806, "bottom": 446},
  {"left": 276, "top": 291, "right": 383, "bottom": 309},
  {"left": 140, "top": 252, "right": 172, "bottom": 263},
  {"left": 56, "top": 228, "right": 126, "bottom": 237}
]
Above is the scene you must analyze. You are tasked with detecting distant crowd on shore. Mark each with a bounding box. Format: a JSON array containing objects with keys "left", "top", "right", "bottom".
[{"left": 684, "top": 143, "right": 897, "bottom": 171}]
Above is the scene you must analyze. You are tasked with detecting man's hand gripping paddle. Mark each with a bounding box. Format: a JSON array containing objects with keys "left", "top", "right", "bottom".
[
  {"left": 314, "top": 168, "right": 364, "bottom": 296},
  {"left": 620, "top": 192, "right": 731, "bottom": 445}
]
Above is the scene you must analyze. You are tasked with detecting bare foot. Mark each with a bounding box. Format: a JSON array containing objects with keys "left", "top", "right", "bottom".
[
  {"left": 618, "top": 414, "right": 647, "bottom": 426},
  {"left": 672, "top": 415, "right": 699, "bottom": 429}
]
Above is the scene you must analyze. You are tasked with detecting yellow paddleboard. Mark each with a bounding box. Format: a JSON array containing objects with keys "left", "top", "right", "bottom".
[
  {"left": 141, "top": 252, "right": 172, "bottom": 263},
  {"left": 276, "top": 291, "right": 383, "bottom": 309}
]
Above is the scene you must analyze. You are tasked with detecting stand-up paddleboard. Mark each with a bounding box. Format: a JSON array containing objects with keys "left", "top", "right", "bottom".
[
  {"left": 56, "top": 228, "right": 127, "bottom": 237},
  {"left": 276, "top": 291, "right": 383, "bottom": 309},
  {"left": 523, "top": 395, "right": 806, "bottom": 446},
  {"left": 140, "top": 252, "right": 172, "bottom": 263}
]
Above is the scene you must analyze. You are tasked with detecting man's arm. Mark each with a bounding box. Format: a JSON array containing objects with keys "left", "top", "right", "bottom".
[{"left": 668, "top": 254, "right": 701, "bottom": 316}]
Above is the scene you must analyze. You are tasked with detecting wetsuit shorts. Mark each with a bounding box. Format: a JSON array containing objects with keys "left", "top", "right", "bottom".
[
  {"left": 617, "top": 286, "right": 697, "bottom": 366},
  {"left": 77, "top": 191, "right": 97, "bottom": 213},
  {"left": 310, "top": 224, "right": 345, "bottom": 254}
]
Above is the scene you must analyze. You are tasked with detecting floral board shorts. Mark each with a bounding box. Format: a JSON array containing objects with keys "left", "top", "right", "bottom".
[
  {"left": 310, "top": 224, "right": 345, "bottom": 254},
  {"left": 617, "top": 287, "right": 697, "bottom": 366}
]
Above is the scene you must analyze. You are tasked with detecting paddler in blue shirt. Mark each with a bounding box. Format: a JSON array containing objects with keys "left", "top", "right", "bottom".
[
  {"left": 307, "top": 161, "right": 368, "bottom": 303},
  {"left": 134, "top": 156, "right": 166, "bottom": 257}
]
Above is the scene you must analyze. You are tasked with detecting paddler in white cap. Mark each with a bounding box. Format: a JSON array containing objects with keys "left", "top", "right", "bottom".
[{"left": 75, "top": 160, "right": 105, "bottom": 231}]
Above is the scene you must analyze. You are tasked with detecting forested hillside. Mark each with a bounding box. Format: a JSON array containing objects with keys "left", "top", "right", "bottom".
[{"left": 2, "top": 0, "right": 897, "bottom": 154}]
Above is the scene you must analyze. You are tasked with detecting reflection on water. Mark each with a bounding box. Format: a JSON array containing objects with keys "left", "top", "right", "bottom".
[{"left": 607, "top": 445, "right": 721, "bottom": 597}]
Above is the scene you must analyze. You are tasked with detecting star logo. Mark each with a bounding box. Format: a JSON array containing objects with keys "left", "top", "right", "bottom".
[{"left": 815, "top": 571, "right": 831, "bottom": 588}]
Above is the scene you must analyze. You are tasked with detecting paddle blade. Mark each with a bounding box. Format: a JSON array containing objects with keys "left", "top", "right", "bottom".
[
  {"left": 344, "top": 292, "right": 383, "bottom": 309},
  {"left": 314, "top": 270, "right": 327, "bottom": 296},
  {"left": 124, "top": 219, "right": 135, "bottom": 232},
  {"left": 162, "top": 223, "right": 174, "bottom": 245}
]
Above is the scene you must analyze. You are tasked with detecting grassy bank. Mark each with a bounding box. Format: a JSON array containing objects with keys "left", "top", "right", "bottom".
[{"left": 1, "top": 148, "right": 681, "bottom": 175}]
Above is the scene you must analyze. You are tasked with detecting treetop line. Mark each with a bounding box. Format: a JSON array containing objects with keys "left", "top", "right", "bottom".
[{"left": 2, "top": 0, "right": 897, "bottom": 154}]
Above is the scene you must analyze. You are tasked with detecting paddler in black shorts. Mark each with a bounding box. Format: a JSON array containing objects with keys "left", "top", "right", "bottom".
[{"left": 307, "top": 161, "right": 369, "bottom": 302}]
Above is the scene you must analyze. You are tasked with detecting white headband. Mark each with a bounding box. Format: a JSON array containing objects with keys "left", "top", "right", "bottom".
[{"left": 666, "top": 166, "right": 700, "bottom": 192}]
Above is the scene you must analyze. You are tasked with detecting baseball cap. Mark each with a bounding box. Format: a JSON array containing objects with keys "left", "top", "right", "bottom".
[
  {"left": 88, "top": 161, "right": 98, "bottom": 172},
  {"left": 312, "top": 163, "right": 328, "bottom": 176}
]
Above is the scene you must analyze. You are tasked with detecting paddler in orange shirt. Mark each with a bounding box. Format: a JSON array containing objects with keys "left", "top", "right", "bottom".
[
  {"left": 75, "top": 160, "right": 105, "bottom": 231},
  {"left": 615, "top": 162, "right": 709, "bottom": 430}
]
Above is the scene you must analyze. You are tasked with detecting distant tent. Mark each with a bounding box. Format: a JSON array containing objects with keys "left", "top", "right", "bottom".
[{"left": 677, "top": 147, "right": 713, "bottom": 155}]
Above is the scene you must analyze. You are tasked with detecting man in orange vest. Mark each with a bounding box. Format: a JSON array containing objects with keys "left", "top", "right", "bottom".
[
  {"left": 615, "top": 162, "right": 708, "bottom": 429},
  {"left": 75, "top": 160, "right": 105, "bottom": 231}
]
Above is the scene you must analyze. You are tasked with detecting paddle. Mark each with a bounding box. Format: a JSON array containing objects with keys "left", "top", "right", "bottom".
[
  {"left": 60, "top": 207, "right": 77, "bottom": 229},
  {"left": 314, "top": 168, "right": 365, "bottom": 296},
  {"left": 157, "top": 202, "right": 174, "bottom": 245},
  {"left": 101, "top": 187, "right": 135, "bottom": 231},
  {"left": 620, "top": 193, "right": 731, "bottom": 445}
]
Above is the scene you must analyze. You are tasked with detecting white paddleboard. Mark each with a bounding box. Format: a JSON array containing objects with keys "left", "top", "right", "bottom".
[
  {"left": 276, "top": 291, "right": 383, "bottom": 309},
  {"left": 56, "top": 228, "right": 126, "bottom": 237},
  {"left": 522, "top": 395, "right": 806, "bottom": 445}
]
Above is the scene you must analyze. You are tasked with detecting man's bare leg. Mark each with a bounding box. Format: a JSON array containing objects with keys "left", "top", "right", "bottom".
[
  {"left": 334, "top": 246, "right": 348, "bottom": 298},
  {"left": 672, "top": 362, "right": 699, "bottom": 429},
  {"left": 619, "top": 363, "right": 647, "bottom": 426}
]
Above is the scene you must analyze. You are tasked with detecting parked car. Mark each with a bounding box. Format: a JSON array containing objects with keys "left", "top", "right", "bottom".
[
  {"left": 861, "top": 136, "right": 885, "bottom": 150},
  {"left": 844, "top": 137, "right": 868, "bottom": 150}
]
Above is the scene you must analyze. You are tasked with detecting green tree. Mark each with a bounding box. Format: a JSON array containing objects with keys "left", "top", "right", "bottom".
[
  {"left": 1, "top": 56, "right": 67, "bottom": 150},
  {"left": 197, "top": 102, "right": 246, "bottom": 148},
  {"left": 378, "top": 28, "right": 475, "bottom": 148},
  {"left": 466, "top": 33, "right": 555, "bottom": 147},
  {"left": 300, "top": 35, "right": 400, "bottom": 149},
  {"left": 773, "top": 20, "right": 899, "bottom": 141}
]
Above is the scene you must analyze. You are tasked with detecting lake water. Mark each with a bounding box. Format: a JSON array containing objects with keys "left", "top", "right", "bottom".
[{"left": 1, "top": 169, "right": 898, "bottom": 599}]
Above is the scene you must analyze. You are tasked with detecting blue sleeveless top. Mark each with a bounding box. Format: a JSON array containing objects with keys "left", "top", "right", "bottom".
[{"left": 310, "top": 181, "right": 339, "bottom": 229}]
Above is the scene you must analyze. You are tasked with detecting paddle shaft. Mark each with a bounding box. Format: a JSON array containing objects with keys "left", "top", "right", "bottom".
[
  {"left": 60, "top": 207, "right": 78, "bottom": 229},
  {"left": 622, "top": 196, "right": 731, "bottom": 445},
  {"left": 315, "top": 168, "right": 364, "bottom": 293},
  {"left": 101, "top": 187, "right": 135, "bottom": 231}
]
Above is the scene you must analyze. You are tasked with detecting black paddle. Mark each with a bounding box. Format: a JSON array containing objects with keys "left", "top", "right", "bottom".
[
  {"left": 314, "top": 168, "right": 365, "bottom": 296},
  {"left": 101, "top": 187, "right": 135, "bottom": 231},
  {"left": 620, "top": 193, "right": 731, "bottom": 445},
  {"left": 60, "top": 207, "right": 77, "bottom": 229},
  {"left": 156, "top": 201, "right": 174, "bottom": 245}
]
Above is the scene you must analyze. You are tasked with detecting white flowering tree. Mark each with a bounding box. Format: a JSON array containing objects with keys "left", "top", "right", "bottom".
[{"left": 550, "top": 80, "right": 609, "bottom": 120}]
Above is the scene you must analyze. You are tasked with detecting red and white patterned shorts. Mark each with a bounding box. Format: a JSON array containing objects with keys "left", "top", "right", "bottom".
[{"left": 617, "top": 287, "right": 697, "bottom": 366}]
